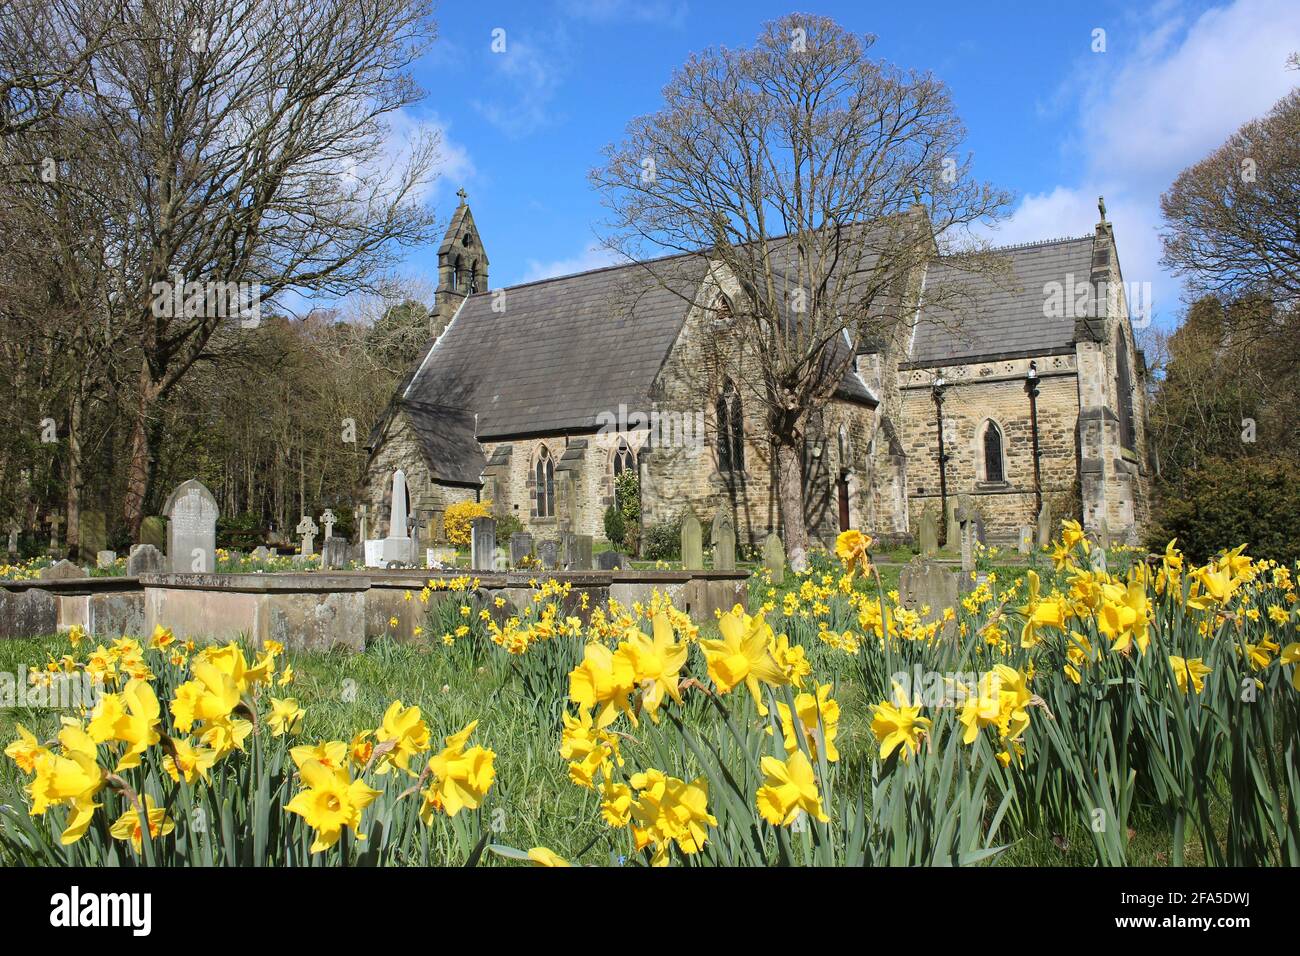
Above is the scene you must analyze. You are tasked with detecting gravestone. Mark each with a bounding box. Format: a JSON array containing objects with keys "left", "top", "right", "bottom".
[
  {"left": 899, "top": 557, "right": 959, "bottom": 632},
  {"left": 381, "top": 469, "right": 413, "bottom": 566},
  {"left": 1017, "top": 526, "right": 1033, "bottom": 554},
  {"left": 251, "top": 545, "right": 272, "bottom": 563},
  {"left": 680, "top": 511, "right": 703, "bottom": 569},
  {"left": 127, "top": 544, "right": 164, "bottom": 576},
  {"left": 1036, "top": 499, "right": 1052, "bottom": 549},
  {"left": 46, "top": 512, "right": 63, "bottom": 554},
  {"left": 356, "top": 504, "right": 369, "bottom": 545},
  {"left": 961, "top": 522, "right": 975, "bottom": 575},
  {"left": 537, "top": 538, "right": 559, "bottom": 571},
  {"left": 320, "top": 509, "right": 336, "bottom": 542},
  {"left": 510, "top": 532, "right": 534, "bottom": 567},
  {"left": 1097, "top": 517, "right": 1111, "bottom": 552},
  {"left": 595, "top": 550, "right": 628, "bottom": 571},
  {"left": 919, "top": 504, "right": 939, "bottom": 556},
  {"left": 563, "top": 533, "right": 593, "bottom": 571},
  {"left": 470, "top": 517, "right": 496, "bottom": 571},
  {"left": 40, "top": 559, "right": 84, "bottom": 581},
  {"left": 428, "top": 546, "right": 457, "bottom": 566},
  {"left": 79, "top": 511, "right": 107, "bottom": 557},
  {"left": 762, "top": 533, "right": 785, "bottom": 586},
  {"left": 5, "top": 520, "right": 18, "bottom": 556},
  {"left": 163, "top": 479, "right": 218, "bottom": 573},
  {"left": 296, "top": 515, "right": 319, "bottom": 556},
  {"left": 321, "top": 537, "right": 348, "bottom": 570},
  {"left": 712, "top": 511, "right": 736, "bottom": 572},
  {"left": 96, "top": 550, "right": 117, "bottom": 569},
  {"left": 943, "top": 499, "right": 958, "bottom": 550}
]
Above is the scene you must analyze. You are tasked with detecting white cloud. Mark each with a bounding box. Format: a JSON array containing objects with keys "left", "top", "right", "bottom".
[
  {"left": 522, "top": 242, "right": 622, "bottom": 283},
  {"left": 992, "top": 0, "right": 1300, "bottom": 326},
  {"left": 558, "top": 0, "right": 689, "bottom": 28},
  {"left": 377, "top": 109, "right": 476, "bottom": 204},
  {"left": 473, "top": 31, "right": 570, "bottom": 138}
]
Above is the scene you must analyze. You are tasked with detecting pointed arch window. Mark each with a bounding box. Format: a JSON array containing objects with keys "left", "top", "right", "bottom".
[
  {"left": 982, "top": 420, "right": 1005, "bottom": 484},
  {"left": 468, "top": 260, "right": 479, "bottom": 294},
  {"left": 452, "top": 255, "right": 462, "bottom": 292},
  {"left": 613, "top": 438, "right": 636, "bottom": 478},
  {"left": 534, "top": 446, "right": 555, "bottom": 518},
  {"left": 716, "top": 378, "right": 745, "bottom": 473}
]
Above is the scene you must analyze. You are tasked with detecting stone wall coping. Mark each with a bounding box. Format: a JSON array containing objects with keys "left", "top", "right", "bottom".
[
  {"left": 137, "top": 573, "right": 370, "bottom": 594},
  {"left": 2, "top": 576, "right": 142, "bottom": 596}
]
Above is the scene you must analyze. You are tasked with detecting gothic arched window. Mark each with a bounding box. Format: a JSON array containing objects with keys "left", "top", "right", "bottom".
[
  {"left": 452, "top": 255, "right": 462, "bottom": 292},
  {"left": 716, "top": 378, "right": 744, "bottom": 473},
  {"left": 981, "top": 420, "right": 1005, "bottom": 483},
  {"left": 468, "top": 260, "right": 479, "bottom": 294},
  {"left": 1116, "top": 335, "right": 1136, "bottom": 450},
  {"left": 613, "top": 438, "right": 635, "bottom": 478},
  {"left": 534, "top": 446, "right": 555, "bottom": 518}
]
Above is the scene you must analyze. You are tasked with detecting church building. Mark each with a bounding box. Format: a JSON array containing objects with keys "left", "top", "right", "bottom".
[{"left": 362, "top": 192, "right": 1151, "bottom": 551}]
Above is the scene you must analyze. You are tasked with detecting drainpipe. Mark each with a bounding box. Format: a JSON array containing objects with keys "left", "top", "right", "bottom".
[
  {"left": 931, "top": 375, "right": 949, "bottom": 545},
  {"left": 1026, "top": 361, "right": 1042, "bottom": 517}
]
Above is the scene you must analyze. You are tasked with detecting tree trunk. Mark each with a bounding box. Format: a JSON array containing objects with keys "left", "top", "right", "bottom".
[
  {"left": 774, "top": 436, "right": 810, "bottom": 572},
  {"left": 122, "top": 365, "right": 158, "bottom": 542}
]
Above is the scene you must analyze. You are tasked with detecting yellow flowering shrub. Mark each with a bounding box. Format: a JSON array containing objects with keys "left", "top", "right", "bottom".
[{"left": 443, "top": 500, "right": 492, "bottom": 547}]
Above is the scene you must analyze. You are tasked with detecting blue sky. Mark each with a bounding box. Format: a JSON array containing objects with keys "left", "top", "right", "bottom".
[{"left": 372, "top": 0, "right": 1300, "bottom": 330}]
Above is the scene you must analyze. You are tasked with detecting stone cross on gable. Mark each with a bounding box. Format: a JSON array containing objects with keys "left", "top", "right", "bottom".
[
  {"left": 320, "top": 509, "right": 336, "bottom": 540},
  {"left": 456, "top": 186, "right": 468, "bottom": 203}
]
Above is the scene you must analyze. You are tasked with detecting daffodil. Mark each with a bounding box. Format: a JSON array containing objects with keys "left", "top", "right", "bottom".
[
  {"left": 755, "top": 749, "right": 830, "bottom": 826},
  {"left": 163, "top": 737, "right": 218, "bottom": 784},
  {"left": 109, "top": 796, "right": 175, "bottom": 854},
  {"left": 374, "top": 700, "right": 430, "bottom": 775},
  {"left": 527, "top": 846, "right": 571, "bottom": 866},
  {"left": 1169, "top": 656, "right": 1211, "bottom": 694},
  {"left": 700, "top": 606, "right": 790, "bottom": 715},
  {"left": 619, "top": 612, "right": 688, "bottom": 721},
  {"left": 834, "top": 530, "right": 873, "bottom": 575},
  {"left": 568, "top": 642, "right": 636, "bottom": 728},
  {"left": 776, "top": 683, "right": 840, "bottom": 763},
  {"left": 285, "top": 758, "right": 380, "bottom": 852},
  {"left": 422, "top": 721, "right": 496, "bottom": 819},
  {"left": 4, "top": 723, "right": 48, "bottom": 773},
  {"left": 267, "top": 697, "right": 304, "bottom": 737},
  {"left": 870, "top": 687, "right": 931, "bottom": 761}
]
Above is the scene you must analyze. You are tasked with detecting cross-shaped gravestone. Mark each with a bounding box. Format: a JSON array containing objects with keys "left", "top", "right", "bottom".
[
  {"left": 320, "top": 509, "right": 336, "bottom": 541},
  {"left": 46, "top": 512, "right": 62, "bottom": 552},
  {"left": 296, "top": 515, "right": 319, "bottom": 556}
]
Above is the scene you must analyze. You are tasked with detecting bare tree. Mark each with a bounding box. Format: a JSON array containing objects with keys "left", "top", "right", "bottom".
[
  {"left": 592, "top": 14, "right": 1007, "bottom": 568},
  {"left": 1160, "top": 88, "right": 1300, "bottom": 319},
  {"left": 41, "top": 0, "right": 441, "bottom": 537}
]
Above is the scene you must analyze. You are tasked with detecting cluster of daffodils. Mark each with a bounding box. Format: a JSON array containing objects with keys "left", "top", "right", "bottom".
[{"left": 3, "top": 628, "right": 495, "bottom": 859}]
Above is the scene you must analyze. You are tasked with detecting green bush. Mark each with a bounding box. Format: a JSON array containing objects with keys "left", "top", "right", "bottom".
[
  {"left": 217, "top": 512, "right": 264, "bottom": 550},
  {"left": 641, "top": 512, "right": 683, "bottom": 561},
  {"left": 1148, "top": 455, "right": 1300, "bottom": 564},
  {"left": 603, "top": 505, "right": 626, "bottom": 549},
  {"left": 495, "top": 512, "right": 523, "bottom": 542}
]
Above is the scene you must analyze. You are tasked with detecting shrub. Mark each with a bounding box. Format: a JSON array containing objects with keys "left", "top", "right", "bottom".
[
  {"left": 217, "top": 512, "right": 263, "bottom": 550},
  {"left": 495, "top": 512, "right": 523, "bottom": 541},
  {"left": 1148, "top": 455, "right": 1300, "bottom": 564},
  {"left": 603, "top": 505, "right": 626, "bottom": 549},
  {"left": 444, "top": 500, "right": 491, "bottom": 547},
  {"left": 641, "top": 512, "right": 684, "bottom": 561}
]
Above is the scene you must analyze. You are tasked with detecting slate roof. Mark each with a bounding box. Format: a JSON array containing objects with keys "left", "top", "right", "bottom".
[{"left": 907, "top": 236, "right": 1096, "bottom": 366}]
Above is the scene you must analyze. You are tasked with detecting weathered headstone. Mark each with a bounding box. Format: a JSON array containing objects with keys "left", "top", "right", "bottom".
[
  {"left": 762, "top": 533, "right": 785, "bottom": 585},
  {"left": 251, "top": 545, "right": 272, "bottom": 563},
  {"left": 356, "top": 504, "right": 369, "bottom": 545},
  {"left": 163, "top": 479, "right": 218, "bottom": 573},
  {"left": 712, "top": 511, "right": 736, "bottom": 572},
  {"left": 320, "top": 509, "right": 336, "bottom": 542},
  {"left": 961, "top": 522, "right": 975, "bottom": 575},
  {"left": 428, "top": 545, "right": 457, "bottom": 566},
  {"left": 79, "top": 511, "right": 107, "bottom": 557},
  {"left": 1035, "top": 499, "right": 1052, "bottom": 549},
  {"left": 1017, "top": 525, "right": 1033, "bottom": 554},
  {"left": 296, "top": 515, "right": 319, "bottom": 556},
  {"left": 944, "top": 498, "right": 958, "bottom": 550},
  {"left": 127, "top": 544, "right": 164, "bottom": 576},
  {"left": 569, "top": 534, "right": 593, "bottom": 571},
  {"left": 321, "top": 537, "right": 348, "bottom": 570},
  {"left": 595, "top": 550, "right": 628, "bottom": 571},
  {"left": 899, "top": 556, "right": 959, "bottom": 632},
  {"left": 681, "top": 511, "right": 703, "bottom": 569},
  {"left": 96, "top": 550, "right": 117, "bottom": 569},
  {"left": 140, "top": 516, "right": 167, "bottom": 549},
  {"left": 470, "top": 516, "right": 496, "bottom": 571},
  {"left": 1097, "top": 517, "right": 1111, "bottom": 552},
  {"left": 510, "top": 532, "right": 534, "bottom": 567},
  {"left": 919, "top": 504, "right": 939, "bottom": 556},
  {"left": 40, "top": 558, "right": 83, "bottom": 581},
  {"left": 46, "top": 512, "right": 63, "bottom": 554},
  {"left": 381, "top": 469, "right": 413, "bottom": 566},
  {"left": 537, "top": 538, "right": 559, "bottom": 571},
  {"left": 5, "top": 520, "right": 18, "bottom": 556}
]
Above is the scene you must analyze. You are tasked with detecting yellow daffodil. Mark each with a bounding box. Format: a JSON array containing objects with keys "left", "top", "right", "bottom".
[
  {"left": 870, "top": 687, "right": 931, "bottom": 761},
  {"left": 756, "top": 749, "right": 830, "bottom": 826},
  {"left": 267, "top": 697, "right": 305, "bottom": 737},
  {"left": 374, "top": 700, "right": 430, "bottom": 775},
  {"left": 109, "top": 796, "right": 175, "bottom": 854},
  {"left": 422, "top": 721, "right": 496, "bottom": 819},
  {"left": 285, "top": 758, "right": 381, "bottom": 852},
  {"left": 700, "top": 606, "right": 791, "bottom": 715},
  {"left": 1169, "top": 656, "right": 1211, "bottom": 694}
]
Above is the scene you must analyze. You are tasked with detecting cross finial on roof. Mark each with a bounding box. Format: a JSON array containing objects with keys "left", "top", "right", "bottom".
[
  {"left": 1097, "top": 195, "right": 1107, "bottom": 222},
  {"left": 456, "top": 187, "right": 467, "bottom": 204}
]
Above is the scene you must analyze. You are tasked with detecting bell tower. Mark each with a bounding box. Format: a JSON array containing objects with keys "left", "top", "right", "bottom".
[{"left": 433, "top": 187, "right": 489, "bottom": 337}]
